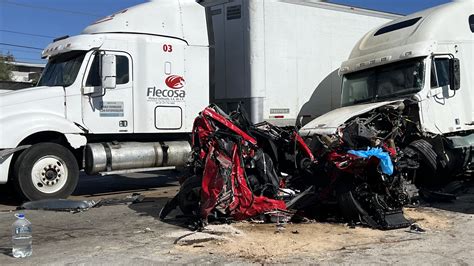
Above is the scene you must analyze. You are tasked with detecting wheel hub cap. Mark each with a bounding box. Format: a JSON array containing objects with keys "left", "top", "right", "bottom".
[{"left": 32, "top": 156, "right": 68, "bottom": 194}]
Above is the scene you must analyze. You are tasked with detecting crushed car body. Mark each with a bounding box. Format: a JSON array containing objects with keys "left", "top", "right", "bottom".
[
  {"left": 160, "top": 105, "right": 422, "bottom": 230},
  {"left": 160, "top": 105, "right": 308, "bottom": 224}
]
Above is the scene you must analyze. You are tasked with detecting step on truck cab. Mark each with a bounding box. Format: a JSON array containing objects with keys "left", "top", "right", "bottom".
[
  {"left": 301, "top": 0, "right": 474, "bottom": 182},
  {"left": 0, "top": 0, "right": 209, "bottom": 200}
]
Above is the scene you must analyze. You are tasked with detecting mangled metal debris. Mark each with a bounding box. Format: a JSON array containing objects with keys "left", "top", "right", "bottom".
[
  {"left": 161, "top": 105, "right": 421, "bottom": 230},
  {"left": 20, "top": 199, "right": 96, "bottom": 212},
  {"left": 19, "top": 193, "right": 144, "bottom": 213}
]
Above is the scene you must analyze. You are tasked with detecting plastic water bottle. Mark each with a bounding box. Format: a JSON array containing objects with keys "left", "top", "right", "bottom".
[{"left": 11, "top": 213, "right": 32, "bottom": 258}]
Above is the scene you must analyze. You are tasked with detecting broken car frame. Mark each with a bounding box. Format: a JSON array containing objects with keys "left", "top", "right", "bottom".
[{"left": 161, "top": 105, "right": 416, "bottom": 230}]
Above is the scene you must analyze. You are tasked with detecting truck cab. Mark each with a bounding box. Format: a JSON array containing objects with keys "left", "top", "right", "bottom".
[
  {"left": 301, "top": 0, "right": 474, "bottom": 178},
  {"left": 0, "top": 0, "right": 209, "bottom": 200}
]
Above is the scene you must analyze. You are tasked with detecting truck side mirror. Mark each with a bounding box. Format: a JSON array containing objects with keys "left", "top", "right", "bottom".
[
  {"left": 101, "top": 54, "right": 116, "bottom": 90},
  {"left": 450, "top": 58, "right": 460, "bottom": 90}
]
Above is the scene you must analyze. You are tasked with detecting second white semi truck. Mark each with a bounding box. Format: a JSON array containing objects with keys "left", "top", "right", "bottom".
[
  {"left": 0, "top": 0, "right": 397, "bottom": 200},
  {"left": 301, "top": 0, "right": 474, "bottom": 184}
]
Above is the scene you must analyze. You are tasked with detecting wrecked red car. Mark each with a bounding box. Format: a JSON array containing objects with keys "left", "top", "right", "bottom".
[{"left": 160, "top": 105, "right": 418, "bottom": 230}]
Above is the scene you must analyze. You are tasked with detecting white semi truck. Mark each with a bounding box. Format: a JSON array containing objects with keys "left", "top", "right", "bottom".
[
  {"left": 0, "top": 0, "right": 397, "bottom": 200},
  {"left": 301, "top": 0, "right": 474, "bottom": 183}
]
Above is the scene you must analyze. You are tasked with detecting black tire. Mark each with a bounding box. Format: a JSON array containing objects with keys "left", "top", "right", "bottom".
[
  {"left": 178, "top": 175, "right": 202, "bottom": 215},
  {"left": 407, "top": 139, "right": 438, "bottom": 171},
  {"left": 12, "top": 143, "right": 79, "bottom": 201},
  {"left": 406, "top": 139, "right": 442, "bottom": 187}
]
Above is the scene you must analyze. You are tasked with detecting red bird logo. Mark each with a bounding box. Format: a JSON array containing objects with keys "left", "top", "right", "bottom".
[{"left": 165, "top": 75, "right": 186, "bottom": 89}]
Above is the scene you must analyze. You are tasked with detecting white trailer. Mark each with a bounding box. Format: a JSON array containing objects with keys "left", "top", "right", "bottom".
[
  {"left": 301, "top": 0, "right": 474, "bottom": 180},
  {"left": 202, "top": 0, "right": 399, "bottom": 125},
  {"left": 0, "top": 0, "right": 397, "bottom": 200}
]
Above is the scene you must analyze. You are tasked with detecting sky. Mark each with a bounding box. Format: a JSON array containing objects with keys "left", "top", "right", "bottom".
[{"left": 0, "top": 0, "right": 451, "bottom": 65}]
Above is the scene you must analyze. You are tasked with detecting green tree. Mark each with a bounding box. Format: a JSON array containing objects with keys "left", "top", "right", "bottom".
[{"left": 0, "top": 52, "right": 15, "bottom": 81}]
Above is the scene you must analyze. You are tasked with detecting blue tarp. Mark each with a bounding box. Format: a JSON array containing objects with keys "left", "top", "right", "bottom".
[{"left": 348, "top": 147, "right": 394, "bottom": 175}]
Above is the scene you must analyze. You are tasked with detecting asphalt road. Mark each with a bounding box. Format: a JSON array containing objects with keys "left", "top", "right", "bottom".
[
  {"left": 0, "top": 171, "right": 242, "bottom": 264},
  {"left": 0, "top": 172, "right": 473, "bottom": 264}
]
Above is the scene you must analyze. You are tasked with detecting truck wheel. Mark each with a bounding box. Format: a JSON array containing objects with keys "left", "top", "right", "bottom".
[
  {"left": 406, "top": 139, "right": 444, "bottom": 187},
  {"left": 407, "top": 139, "right": 438, "bottom": 172},
  {"left": 12, "top": 143, "right": 79, "bottom": 201}
]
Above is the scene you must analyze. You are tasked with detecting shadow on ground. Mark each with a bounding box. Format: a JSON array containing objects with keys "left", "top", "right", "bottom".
[
  {"left": 127, "top": 178, "right": 474, "bottom": 228},
  {"left": 0, "top": 247, "right": 11, "bottom": 257},
  {"left": 2, "top": 171, "right": 473, "bottom": 220},
  {"left": 72, "top": 171, "right": 180, "bottom": 197},
  {"left": 128, "top": 196, "right": 189, "bottom": 229},
  {"left": 426, "top": 179, "right": 474, "bottom": 214},
  {"left": 0, "top": 170, "right": 181, "bottom": 208},
  {"left": 0, "top": 184, "right": 18, "bottom": 208}
]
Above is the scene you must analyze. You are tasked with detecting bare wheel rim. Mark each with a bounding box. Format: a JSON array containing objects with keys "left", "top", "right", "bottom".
[{"left": 31, "top": 155, "right": 69, "bottom": 194}]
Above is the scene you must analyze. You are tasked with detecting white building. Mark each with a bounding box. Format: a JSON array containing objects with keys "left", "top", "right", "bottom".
[{"left": 6, "top": 61, "right": 45, "bottom": 83}]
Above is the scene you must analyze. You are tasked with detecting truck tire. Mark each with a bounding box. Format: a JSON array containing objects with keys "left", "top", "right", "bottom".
[
  {"left": 406, "top": 139, "right": 443, "bottom": 187},
  {"left": 12, "top": 143, "right": 79, "bottom": 201},
  {"left": 407, "top": 139, "right": 438, "bottom": 172}
]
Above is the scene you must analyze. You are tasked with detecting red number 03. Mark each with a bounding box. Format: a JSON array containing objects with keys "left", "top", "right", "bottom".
[{"left": 163, "top": 44, "right": 173, "bottom": 53}]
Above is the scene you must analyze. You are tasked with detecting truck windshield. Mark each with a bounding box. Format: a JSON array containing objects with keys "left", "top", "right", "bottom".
[
  {"left": 341, "top": 58, "right": 425, "bottom": 106},
  {"left": 38, "top": 51, "right": 86, "bottom": 87}
]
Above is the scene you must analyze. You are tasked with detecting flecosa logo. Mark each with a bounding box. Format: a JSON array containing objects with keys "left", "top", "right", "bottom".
[
  {"left": 165, "top": 75, "right": 186, "bottom": 89},
  {"left": 146, "top": 75, "right": 186, "bottom": 101}
]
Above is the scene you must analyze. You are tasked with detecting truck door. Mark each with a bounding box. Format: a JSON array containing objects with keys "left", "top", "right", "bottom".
[
  {"left": 426, "top": 56, "right": 467, "bottom": 133},
  {"left": 81, "top": 51, "right": 133, "bottom": 133}
]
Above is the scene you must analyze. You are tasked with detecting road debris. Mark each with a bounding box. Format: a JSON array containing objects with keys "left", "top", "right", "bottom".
[
  {"left": 19, "top": 199, "right": 96, "bottom": 212},
  {"left": 408, "top": 223, "right": 426, "bottom": 234},
  {"left": 169, "top": 224, "right": 243, "bottom": 246},
  {"left": 93, "top": 193, "right": 145, "bottom": 207},
  {"left": 19, "top": 193, "right": 144, "bottom": 212},
  {"left": 133, "top": 227, "right": 155, "bottom": 234}
]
